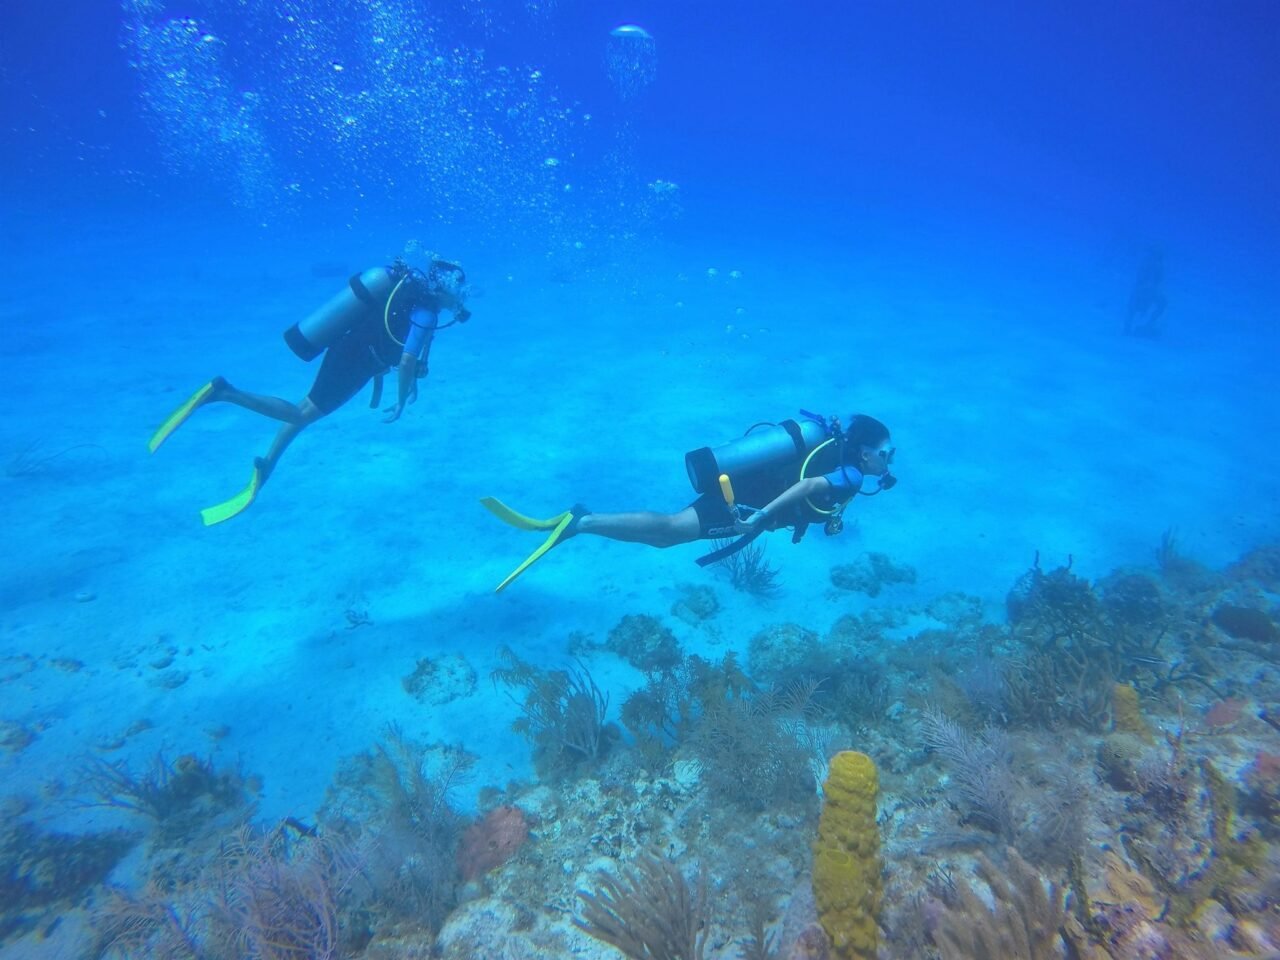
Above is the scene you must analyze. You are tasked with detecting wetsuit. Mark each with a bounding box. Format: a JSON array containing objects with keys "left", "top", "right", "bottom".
[
  {"left": 308, "top": 267, "right": 444, "bottom": 414},
  {"left": 690, "top": 459, "right": 865, "bottom": 540}
]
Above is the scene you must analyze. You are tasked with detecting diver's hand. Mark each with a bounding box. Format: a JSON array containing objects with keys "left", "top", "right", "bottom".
[
  {"left": 381, "top": 403, "right": 404, "bottom": 424},
  {"left": 732, "top": 510, "right": 765, "bottom": 535}
]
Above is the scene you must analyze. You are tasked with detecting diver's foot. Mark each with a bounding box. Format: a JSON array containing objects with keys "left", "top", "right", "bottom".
[
  {"left": 207, "top": 375, "right": 231, "bottom": 402},
  {"left": 564, "top": 504, "right": 591, "bottom": 539},
  {"left": 148, "top": 376, "right": 232, "bottom": 454},
  {"left": 253, "top": 456, "right": 274, "bottom": 484}
]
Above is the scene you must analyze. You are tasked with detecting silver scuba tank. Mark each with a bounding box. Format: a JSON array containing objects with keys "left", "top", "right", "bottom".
[
  {"left": 283, "top": 266, "right": 396, "bottom": 361},
  {"left": 684, "top": 415, "right": 829, "bottom": 495}
]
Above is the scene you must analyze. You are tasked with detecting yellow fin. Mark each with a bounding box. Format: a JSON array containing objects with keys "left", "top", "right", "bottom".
[
  {"left": 480, "top": 496, "right": 569, "bottom": 531},
  {"left": 148, "top": 378, "right": 220, "bottom": 453},
  {"left": 200, "top": 464, "right": 263, "bottom": 526},
  {"left": 494, "top": 511, "right": 577, "bottom": 592}
]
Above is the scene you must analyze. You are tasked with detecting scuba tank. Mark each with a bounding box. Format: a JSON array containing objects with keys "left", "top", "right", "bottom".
[
  {"left": 691, "top": 410, "right": 895, "bottom": 568},
  {"left": 283, "top": 266, "right": 397, "bottom": 361},
  {"left": 685, "top": 414, "right": 829, "bottom": 495}
]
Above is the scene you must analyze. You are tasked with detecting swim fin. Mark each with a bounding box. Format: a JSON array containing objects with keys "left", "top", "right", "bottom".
[
  {"left": 200, "top": 459, "right": 265, "bottom": 526},
  {"left": 148, "top": 377, "right": 225, "bottom": 453},
  {"left": 488, "top": 503, "right": 588, "bottom": 592},
  {"left": 480, "top": 496, "right": 572, "bottom": 532}
]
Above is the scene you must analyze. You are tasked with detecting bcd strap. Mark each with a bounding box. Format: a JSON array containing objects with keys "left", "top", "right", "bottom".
[
  {"left": 781, "top": 419, "right": 807, "bottom": 458},
  {"left": 349, "top": 273, "right": 378, "bottom": 306},
  {"left": 369, "top": 373, "right": 384, "bottom": 408}
]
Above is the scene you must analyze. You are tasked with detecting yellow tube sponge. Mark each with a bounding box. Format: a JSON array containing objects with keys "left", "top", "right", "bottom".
[
  {"left": 1112, "top": 682, "right": 1154, "bottom": 743},
  {"left": 813, "top": 750, "right": 882, "bottom": 960}
]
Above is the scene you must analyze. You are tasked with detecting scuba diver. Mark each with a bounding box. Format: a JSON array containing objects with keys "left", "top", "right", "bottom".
[
  {"left": 1125, "top": 247, "right": 1167, "bottom": 337},
  {"left": 482, "top": 412, "right": 896, "bottom": 591},
  {"left": 149, "top": 256, "right": 471, "bottom": 525}
]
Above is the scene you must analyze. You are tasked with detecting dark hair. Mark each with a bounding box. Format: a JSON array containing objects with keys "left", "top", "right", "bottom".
[
  {"left": 845, "top": 414, "right": 889, "bottom": 449},
  {"left": 430, "top": 258, "right": 466, "bottom": 284}
]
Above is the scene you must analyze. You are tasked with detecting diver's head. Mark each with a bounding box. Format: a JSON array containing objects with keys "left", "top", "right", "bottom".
[
  {"left": 428, "top": 258, "right": 469, "bottom": 308},
  {"left": 844, "top": 414, "right": 893, "bottom": 478}
]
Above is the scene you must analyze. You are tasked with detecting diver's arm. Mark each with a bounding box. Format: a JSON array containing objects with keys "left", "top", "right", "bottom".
[
  {"left": 383, "top": 308, "right": 436, "bottom": 423},
  {"left": 736, "top": 477, "right": 829, "bottom": 532},
  {"left": 381, "top": 354, "right": 417, "bottom": 423}
]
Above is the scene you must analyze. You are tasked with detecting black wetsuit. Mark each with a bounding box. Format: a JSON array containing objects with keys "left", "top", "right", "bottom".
[
  {"left": 689, "top": 440, "right": 865, "bottom": 540},
  {"left": 308, "top": 266, "right": 445, "bottom": 413}
]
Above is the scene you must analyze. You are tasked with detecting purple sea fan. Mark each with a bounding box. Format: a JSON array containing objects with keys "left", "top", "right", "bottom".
[
  {"left": 920, "top": 707, "right": 1018, "bottom": 841},
  {"left": 218, "top": 826, "right": 352, "bottom": 960}
]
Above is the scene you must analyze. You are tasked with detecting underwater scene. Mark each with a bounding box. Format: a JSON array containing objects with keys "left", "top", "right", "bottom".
[{"left": 2, "top": 1, "right": 1280, "bottom": 957}]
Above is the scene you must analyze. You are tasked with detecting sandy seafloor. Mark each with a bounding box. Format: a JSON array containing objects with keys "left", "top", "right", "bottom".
[{"left": 1, "top": 189, "right": 1278, "bottom": 955}]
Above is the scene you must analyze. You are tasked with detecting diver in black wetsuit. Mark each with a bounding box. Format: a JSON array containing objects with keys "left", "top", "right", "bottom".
[
  {"left": 149, "top": 257, "right": 471, "bottom": 525},
  {"left": 482, "top": 413, "right": 897, "bottom": 591},
  {"left": 1125, "top": 248, "right": 1167, "bottom": 338}
]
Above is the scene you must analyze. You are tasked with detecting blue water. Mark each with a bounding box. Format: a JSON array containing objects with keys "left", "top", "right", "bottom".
[{"left": 2, "top": 2, "right": 1279, "bottom": 957}]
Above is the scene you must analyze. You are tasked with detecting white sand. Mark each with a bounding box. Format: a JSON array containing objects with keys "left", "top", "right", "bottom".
[{"left": 1, "top": 197, "right": 1276, "bottom": 829}]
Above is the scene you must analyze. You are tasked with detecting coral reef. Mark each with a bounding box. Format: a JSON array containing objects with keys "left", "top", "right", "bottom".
[
  {"left": 671, "top": 584, "right": 720, "bottom": 625},
  {"left": 457, "top": 805, "right": 530, "bottom": 881},
  {"left": 920, "top": 708, "right": 1018, "bottom": 843},
  {"left": 618, "top": 647, "right": 827, "bottom": 809},
  {"left": 749, "top": 623, "right": 823, "bottom": 687},
  {"left": 78, "top": 752, "right": 259, "bottom": 849},
  {"left": 618, "top": 651, "right": 751, "bottom": 765},
  {"left": 1001, "top": 558, "right": 1186, "bottom": 731},
  {"left": 1241, "top": 751, "right": 1280, "bottom": 825},
  {"left": 830, "top": 552, "right": 916, "bottom": 597},
  {"left": 689, "top": 676, "right": 828, "bottom": 809},
  {"left": 1226, "top": 544, "right": 1280, "bottom": 591},
  {"left": 18, "top": 538, "right": 1280, "bottom": 960},
  {"left": 714, "top": 537, "right": 782, "bottom": 598},
  {"left": 1, "top": 809, "right": 135, "bottom": 943},
  {"left": 1111, "top": 682, "right": 1154, "bottom": 743},
  {"left": 0, "top": 719, "right": 36, "bottom": 753},
  {"left": 606, "top": 614, "right": 684, "bottom": 672},
  {"left": 1212, "top": 604, "right": 1279, "bottom": 647},
  {"left": 401, "top": 653, "right": 477, "bottom": 706},
  {"left": 929, "top": 848, "right": 1065, "bottom": 960},
  {"left": 491, "top": 645, "right": 614, "bottom": 776},
  {"left": 333, "top": 731, "right": 472, "bottom": 938},
  {"left": 94, "top": 822, "right": 359, "bottom": 960},
  {"left": 574, "top": 849, "right": 708, "bottom": 960}
]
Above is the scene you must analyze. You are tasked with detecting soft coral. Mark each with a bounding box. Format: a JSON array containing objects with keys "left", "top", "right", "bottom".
[{"left": 456, "top": 805, "right": 530, "bottom": 881}]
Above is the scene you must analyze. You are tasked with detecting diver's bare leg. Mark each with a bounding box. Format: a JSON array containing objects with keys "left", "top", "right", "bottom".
[
  {"left": 212, "top": 378, "right": 310, "bottom": 424},
  {"left": 256, "top": 398, "right": 324, "bottom": 482},
  {"left": 576, "top": 507, "right": 701, "bottom": 548}
]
